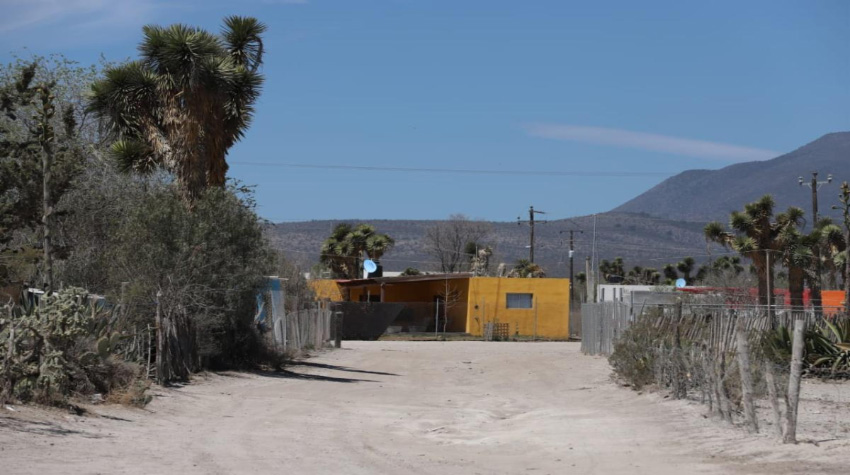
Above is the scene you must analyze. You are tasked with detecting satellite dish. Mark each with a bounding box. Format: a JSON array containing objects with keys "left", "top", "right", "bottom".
[
  {"left": 675, "top": 278, "right": 687, "bottom": 288},
  {"left": 364, "top": 259, "right": 378, "bottom": 274}
]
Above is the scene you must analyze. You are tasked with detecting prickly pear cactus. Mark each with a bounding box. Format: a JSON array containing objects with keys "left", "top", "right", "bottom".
[{"left": 95, "top": 332, "right": 123, "bottom": 359}]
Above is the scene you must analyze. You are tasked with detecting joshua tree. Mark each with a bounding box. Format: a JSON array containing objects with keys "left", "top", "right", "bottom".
[
  {"left": 599, "top": 257, "right": 625, "bottom": 283},
  {"left": 319, "top": 223, "right": 394, "bottom": 279},
  {"left": 509, "top": 259, "right": 545, "bottom": 278},
  {"left": 704, "top": 195, "right": 804, "bottom": 320},
  {"left": 663, "top": 264, "right": 679, "bottom": 283},
  {"left": 89, "top": 16, "right": 266, "bottom": 203},
  {"left": 676, "top": 257, "right": 696, "bottom": 285}
]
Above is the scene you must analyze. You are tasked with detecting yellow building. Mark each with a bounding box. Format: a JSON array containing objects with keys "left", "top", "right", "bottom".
[{"left": 310, "top": 274, "right": 570, "bottom": 339}]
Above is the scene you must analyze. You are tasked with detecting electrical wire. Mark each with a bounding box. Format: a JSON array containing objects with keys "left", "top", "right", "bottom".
[{"left": 230, "top": 161, "right": 674, "bottom": 178}]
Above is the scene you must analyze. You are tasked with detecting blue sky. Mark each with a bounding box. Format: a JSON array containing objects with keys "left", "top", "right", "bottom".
[{"left": 2, "top": 0, "right": 848, "bottom": 223}]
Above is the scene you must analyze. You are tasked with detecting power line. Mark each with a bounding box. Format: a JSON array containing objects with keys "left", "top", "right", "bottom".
[{"left": 231, "top": 161, "right": 673, "bottom": 178}]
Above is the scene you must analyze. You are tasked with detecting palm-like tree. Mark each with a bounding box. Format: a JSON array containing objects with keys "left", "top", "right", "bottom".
[
  {"left": 775, "top": 214, "right": 809, "bottom": 309},
  {"left": 509, "top": 259, "right": 545, "bottom": 278},
  {"left": 89, "top": 16, "right": 266, "bottom": 202},
  {"left": 814, "top": 221, "right": 846, "bottom": 290},
  {"left": 599, "top": 257, "right": 625, "bottom": 283},
  {"left": 625, "top": 266, "right": 660, "bottom": 285},
  {"left": 704, "top": 195, "right": 804, "bottom": 313},
  {"left": 696, "top": 256, "right": 745, "bottom": 282},
  {"left": 319, "top": 223, "right": 395, "bottom": 279},
  {"left": 663, "top": 264, "right": 679, "bottom": 284},
  {"left": 676, "top": 257, "right": 696, "bottom": 285}
]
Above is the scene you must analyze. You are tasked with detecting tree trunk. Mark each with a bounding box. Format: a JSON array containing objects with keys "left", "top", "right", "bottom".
[
  {"left": 788, "top": 265, "right": 805, "bottom": 311},
  {"left": 810, "top": 283, "right": 823, "bottom": 316}
]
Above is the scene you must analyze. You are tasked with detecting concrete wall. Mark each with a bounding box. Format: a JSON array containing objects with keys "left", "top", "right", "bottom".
[{"left": 466, "top": 277, "right": 570, "bottom": 339}]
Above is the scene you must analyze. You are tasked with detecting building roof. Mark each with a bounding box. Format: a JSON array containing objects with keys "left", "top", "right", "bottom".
[{"left": 334, "top": 273, "right": 474, "bottom": 287}]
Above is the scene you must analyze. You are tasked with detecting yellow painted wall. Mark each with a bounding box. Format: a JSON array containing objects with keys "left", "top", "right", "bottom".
[
  {"left": 308, "top": 277, "right": 570, "bottom": 337},
  {"left": 309, "top": 279, "right": 344, "bottom": 301},
  {"left": 465, "top": 277, "right": 570, "bottom": 339}
]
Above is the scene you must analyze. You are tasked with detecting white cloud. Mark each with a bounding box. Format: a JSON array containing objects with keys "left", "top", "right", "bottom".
[
  {"left": 0, "top": 0, "right": 158, "bottom": 34},
  {"left": 524, "top": 124, "right": 778, "bottom": 162}
]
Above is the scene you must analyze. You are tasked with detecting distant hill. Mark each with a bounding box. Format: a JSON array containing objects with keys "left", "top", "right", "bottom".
[
  {"left": 267, "top": 133, "right": 849, "bottom": 276},
  {"left": 613, "top": 132, "right": 850, "bottom": 223},
  {"left": 265, "top": 213, "right": 710, "bottom": 277}
]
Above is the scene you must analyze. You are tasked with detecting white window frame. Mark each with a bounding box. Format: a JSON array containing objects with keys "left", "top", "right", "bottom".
[{"left": 506, "top": 293, "right": 534, "bottom": 309}]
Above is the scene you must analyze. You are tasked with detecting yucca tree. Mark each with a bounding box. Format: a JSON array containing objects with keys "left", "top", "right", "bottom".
[
  {"left": 509, "top": 259, "right": 545, "bottom": 278},
  {"left": 663, "top": 264, "right": 679, "bottom": 283},
  {"left": 813, "top": 220, "right": 846, "bottom": 290},
  {"left": 599, "top": 257, "right": 625, "bottom": 283},
  {"left": 625, "top": 266, "right": 660, "bottom": 285},
  {"left": 695, "top": 255, "right": 745, "bottom": 282},
  {"left": 676, "top": 257, "right": 696, "bottom": 285},
  {"left": 88, "top": 16, "right": 266, "bottom": 202},
  {"left": 704, "top": 195, "right": 804, "bottom": 315},
  {"left": 319, "top": 223, "right": 394, "bottom": 279},
  {"left": 775, "top": 215, "right": 809, "bottom": 309}
]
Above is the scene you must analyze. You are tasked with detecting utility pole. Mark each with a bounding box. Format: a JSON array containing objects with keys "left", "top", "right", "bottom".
[
  {"left": 517, "top": 206, "right": 547, "bottom": 263},
  {"left": 799, "top": 172, "right": 832, "bottom": 314},
  {"left": 832, "top": 181, "right": 850, "bottom": 315},
  {"left": 560, "top": 226, "right": 584, "bottom": 306},
  {"left": 799, "top": 172, "right": 832, "bottom": 226}
]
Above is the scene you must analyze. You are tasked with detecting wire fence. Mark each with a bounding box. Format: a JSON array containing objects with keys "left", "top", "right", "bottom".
[{"left": 583, "top": 299, "right": 850, "bottom": 442}]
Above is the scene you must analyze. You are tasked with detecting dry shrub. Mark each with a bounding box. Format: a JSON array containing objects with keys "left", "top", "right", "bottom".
[
  {"left": 609, "top": 318, "right": 663, "bottom": 389},
  {"left": 106, "top": 378, "right": 152, "bottom": 407}
]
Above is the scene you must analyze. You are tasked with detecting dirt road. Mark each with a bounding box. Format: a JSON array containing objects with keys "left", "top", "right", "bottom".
[{"left": 2, "top": 341, "right": 848, "bottom": 474}]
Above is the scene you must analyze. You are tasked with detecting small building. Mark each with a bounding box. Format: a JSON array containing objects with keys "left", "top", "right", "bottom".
[
  {"left": 311, "top": 274, "right": 570, "bottom": 339},
  {"left": 597, "top": 284, "right": 676, "bottom": 307}
]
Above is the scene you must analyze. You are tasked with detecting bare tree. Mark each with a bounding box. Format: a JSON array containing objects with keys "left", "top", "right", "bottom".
[{"left": 424, "top": 214, "right": 490, "bottom": 273}]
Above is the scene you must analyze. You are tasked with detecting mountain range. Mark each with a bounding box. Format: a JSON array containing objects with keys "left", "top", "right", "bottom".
[
  {"left": 614, "top": 132, "right": 850, "bottom": 223},
  {"left": 266, "top": 132, "right": 849, "bottom": 276}
]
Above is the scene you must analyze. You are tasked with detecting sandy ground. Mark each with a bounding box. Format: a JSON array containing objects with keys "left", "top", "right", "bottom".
[{"left": 1, "top": 341, "right": 849, "bottom": 474}]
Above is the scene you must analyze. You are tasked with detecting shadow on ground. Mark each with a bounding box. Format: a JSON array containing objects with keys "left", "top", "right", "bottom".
[
  {"left": 289, "top": 361, "right": 400, "bottom": 377},
  {"left": 0, "top": 415, "right": 104, "bottom": 438}
]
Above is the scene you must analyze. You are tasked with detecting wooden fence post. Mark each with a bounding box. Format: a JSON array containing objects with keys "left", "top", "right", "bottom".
[
  {"left": 735, "top": 314, "right": 758, "bottom": 433},
  {"left": 784, "top": 317, "right": 805, "bottom": 444},
  {"left": 673, "top": 300, "right": 685, "bottom": 399},
  {"left": 155, "top": 290, "right": 168, "bottom": 385}
]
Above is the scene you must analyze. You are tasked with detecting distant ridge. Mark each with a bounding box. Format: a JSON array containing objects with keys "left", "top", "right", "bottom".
[
  {"left": 267, "top": 133, "right": 848, "bottom": 274},
  {"left": 613, "top": 132, "right": 850, "bottom": 223},
  {"left": 266, "top": 213, "right": 709, "bottom": 276}
]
